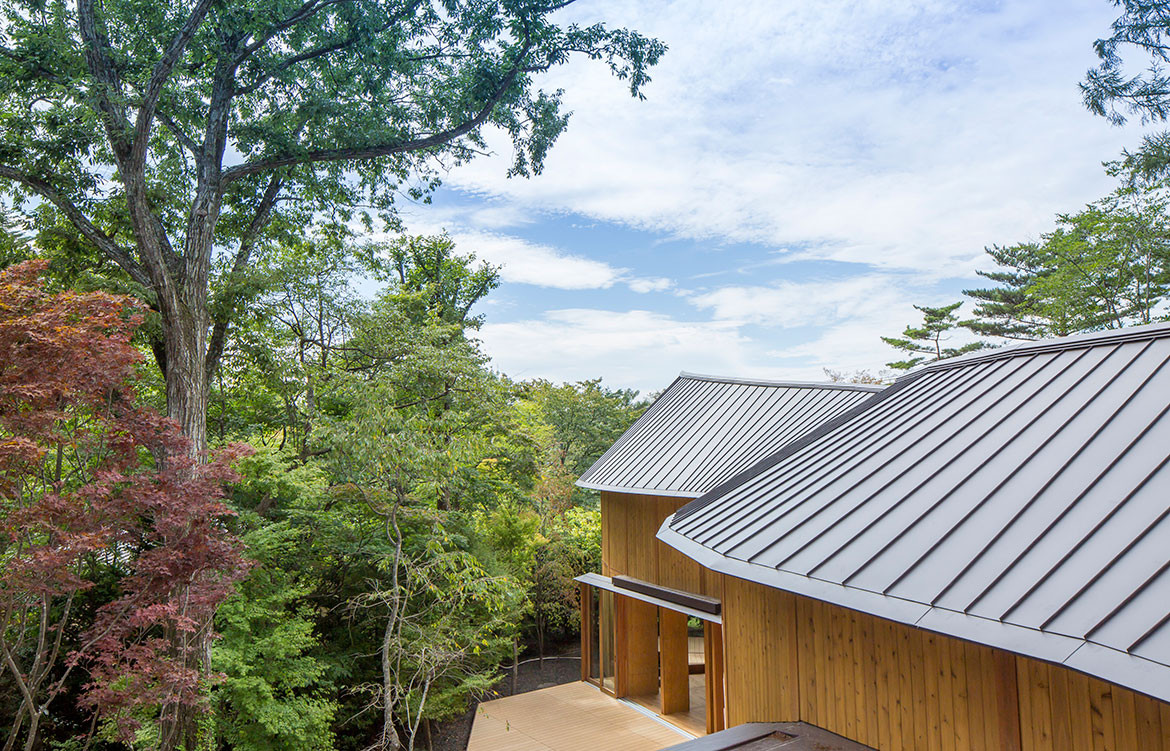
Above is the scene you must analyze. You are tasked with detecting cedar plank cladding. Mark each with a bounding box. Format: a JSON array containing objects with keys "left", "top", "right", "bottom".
[
  {"left": 719, "top": 573, "right": 1170, "bottom": 751},
  {"left": 600, "top": 490, "right": 716, "bottom": 597}
]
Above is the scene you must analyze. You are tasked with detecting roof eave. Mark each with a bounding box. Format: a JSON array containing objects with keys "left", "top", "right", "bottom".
[
  {"left": 657, "top": 517, "right": 1170, "bottom": 706},
  {"left": 573, "top": 479, "right": 702, "bottom": 499}
]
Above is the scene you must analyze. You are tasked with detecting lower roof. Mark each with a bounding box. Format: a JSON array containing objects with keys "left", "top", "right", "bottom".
[{"left": 577, "top": 373, "right": 880, "bottom": 498}]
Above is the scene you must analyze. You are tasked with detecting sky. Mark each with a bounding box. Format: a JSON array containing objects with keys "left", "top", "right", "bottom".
[{"left": 396, "top": 0, "right": 1154, "bottom": 396}]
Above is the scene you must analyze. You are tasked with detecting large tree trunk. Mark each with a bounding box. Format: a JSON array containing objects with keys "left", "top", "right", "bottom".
[{"left": 161, "top": 288, "right": 209, "bottom": 458}]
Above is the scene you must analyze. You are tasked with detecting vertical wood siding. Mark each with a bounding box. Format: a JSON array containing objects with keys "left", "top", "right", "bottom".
[
  {"left": 721, "top": 573, "right": 1169, "bottom": 751},
  {"left": 600, "top": 490, "right": 719, "bottom": 598},
  {"left": 599, "top": 491, "right": 1170, "bottom": 750}
]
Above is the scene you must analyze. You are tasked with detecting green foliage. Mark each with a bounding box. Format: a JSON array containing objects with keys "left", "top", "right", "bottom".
[
  {"left": 1081, "top": 3, "right": 1170, "bottom": 182},
  {"left": 0, "top": 205, "right": 31, "bottom": 269},
  {"left": 518, "top": 379, "right": 647, "bottom": 506},
  {"left": 1083, "top": 1, "right": 1170, "bottom": 126},
  {"left": 551, "top": 506, "right": 602, "bottom": 571},
  {"left": 961, "top": 182, "right": 1170, "bottom": 341},
  {"left": 381, "top": 234, "right": 501, "bottom": 329},
  {"left": 0, "top": 229, "right": 635, "bottom": 750},
  {"left": 213, "top": 521, "right": 338, "bottom": 751},
  {"left": 898, "top": 149, "right": 1170, "bottom": 363},
  {"left": 881, "top": 302, "right": 985, "bottom": 370}
]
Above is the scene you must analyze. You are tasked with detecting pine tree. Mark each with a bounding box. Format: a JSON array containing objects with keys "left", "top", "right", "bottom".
[
  {"left": 960, "top": 243, "right": 1048, "bottom": 340},
  {"left": 881, "top": 302, "right": 986, "bottom": 370}
]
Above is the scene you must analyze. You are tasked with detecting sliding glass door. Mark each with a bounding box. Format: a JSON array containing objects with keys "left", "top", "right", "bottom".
[{"left": 581, "top": 584, "right": 617, "bottom": 695}]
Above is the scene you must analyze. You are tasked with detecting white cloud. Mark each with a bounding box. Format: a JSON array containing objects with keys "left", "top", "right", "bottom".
[
  {"left": 473, "top": 273, "right": 984, "bottom": 392},
  {"left": 450, "top": 230, "right": 626, "bottom": 290},
  {"left": 392, "top": 2, "right": 1151, "bottom": 384},
  {"left": 627, "top": 276, "right": 674, "bottom": 293},
  {"left": 395, "top": 209, "right": 682, "bottom": 293},
  {"left": 477, "top": 309, "right": 760, "bottom": 393},
  {"left": 688, "top": 275, "right": 910, "bottom": 327},
  {"left": 438, "top": 0, "right": 1148, "bottom": 275}
]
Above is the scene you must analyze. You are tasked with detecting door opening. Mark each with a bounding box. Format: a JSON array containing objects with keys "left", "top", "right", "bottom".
[{"left": 579, "top": 582, "right": 725, "bottom": 734}]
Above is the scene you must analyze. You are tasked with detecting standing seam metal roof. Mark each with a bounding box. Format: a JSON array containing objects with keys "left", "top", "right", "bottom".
[
  {"left": 659, "top": 322, "right": 1170, "bottom": 704},
  {"left": 576, "top": 373, "right": 881, "bottom": 498}
]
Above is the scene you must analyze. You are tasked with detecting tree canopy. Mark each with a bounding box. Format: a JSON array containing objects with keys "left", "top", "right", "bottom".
[
  {"left": 0, "top": 0, "right": 665, "bottom": 454},
  {"left": 881, "top": 302, "right": 985, "bottom": 371},
  {"left": 885, "top": 147, "right": 1170, "bottom": 369},
  {"left": 0, "top": 236, "right": 646, "bottom": 751}
]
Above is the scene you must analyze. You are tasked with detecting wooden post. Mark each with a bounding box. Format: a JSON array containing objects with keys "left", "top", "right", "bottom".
[
  {"left": 512, "top": 638, "right": 519, "bottom": 695},
  {"left": 705, "top": 621, "right": 726, "bottom": 734},
  {"left": 660, "top": 608, "right": 690, "bottom": 714},
  {"left": 580, "top": 582, "right": 590, "bottom": 682}
]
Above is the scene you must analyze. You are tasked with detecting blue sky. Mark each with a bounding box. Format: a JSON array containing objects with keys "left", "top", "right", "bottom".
[{"left": 395, "top": 0, "right": 1154, "bottom": 396}]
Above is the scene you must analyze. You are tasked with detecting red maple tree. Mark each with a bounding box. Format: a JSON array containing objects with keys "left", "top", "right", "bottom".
[{"left": 0, "top": 260, "right": 249, "bottom": 749}]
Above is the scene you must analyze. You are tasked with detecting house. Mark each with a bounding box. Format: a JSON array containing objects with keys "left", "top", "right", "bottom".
[
  {"left": 577, "top": 326, "right": 1170, "bottom": 750},
  {"left": 574, "top": 372, "right": 882, "bottom": 736}
]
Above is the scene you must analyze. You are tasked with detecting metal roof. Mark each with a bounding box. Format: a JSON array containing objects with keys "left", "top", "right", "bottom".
[
  {"left": 660, "top": 322, "right": 1170, "bottom": 703},
  {"left": 576, "top": 373, "right": 881, "bottom": 498}
]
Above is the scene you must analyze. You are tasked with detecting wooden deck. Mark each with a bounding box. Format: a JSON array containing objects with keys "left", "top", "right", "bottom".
[
  {"left": 468, "top": 682, "right": 692, "bottom": 751},
  {"left": 629, "top": 674, "right": 707, "bottom": 736}
]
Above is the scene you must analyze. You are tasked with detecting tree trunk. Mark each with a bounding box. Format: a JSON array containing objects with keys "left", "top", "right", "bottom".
[
  {"left": 382, "top": 615, "right": 404, "bottom": 751},
  {"left": 162, "top": 293, "right": 209, "bottom": 458},
  {"left": 154, "top": 277, "right": 210, "bottom": 750},
  {"left": 20, "top": 712, "right": 37, "bottom": 751}
]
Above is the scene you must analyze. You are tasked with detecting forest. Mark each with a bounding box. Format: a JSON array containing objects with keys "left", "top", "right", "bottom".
[
  {"left": 0, "top": 227, "right": 647, "bottom": 751},
  {"left": 0, "top": 1, "right": 665, "bottom": 748},
  {"left": 3, "top": 1, "right": 1170, "bottom": 750}
]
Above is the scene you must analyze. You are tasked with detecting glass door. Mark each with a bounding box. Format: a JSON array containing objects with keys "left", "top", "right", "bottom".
[
  {"left": 599, "top": 589, "right": 616, "bottom": 694},
  {"left": 581, "top": 584, "right": 617, "bottom": 695}
]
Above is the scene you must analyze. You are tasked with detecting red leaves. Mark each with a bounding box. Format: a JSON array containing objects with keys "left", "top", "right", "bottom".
[{"left": 0, "top": 261, "right": 251, "bottom": 739}]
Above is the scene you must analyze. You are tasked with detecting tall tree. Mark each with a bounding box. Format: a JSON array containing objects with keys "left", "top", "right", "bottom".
[
  {"left": 1082, "top": 1, "right": 1170, "bottom": 180},
  {"left": 383, "top": 234, "right": 500, "bottom": 329},
  {"left": 0, "top": 0, "right": 664, "bottom": 454},
  {"left": 0, "top": 261, "right": 247, "bottom": 751},
  {"left": 324, "top": 301, "right": 521, "bottom": 749},
  {"left": 961, "top": 243, "right": 1048, "bottom": 340},
  {"left": 1083, "top": 0, "right": 1170, "bottom": 126},
  {"left": 881, "top": 302, "right": 985, "bottom": 370},
  {"left": 518, "top": 378, "right": 644, "bottom": 505}
]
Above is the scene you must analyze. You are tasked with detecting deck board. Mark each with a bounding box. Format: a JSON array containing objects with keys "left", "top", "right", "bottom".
[{"left": 468, "top": 682, "right": 691, "bottom": 751}]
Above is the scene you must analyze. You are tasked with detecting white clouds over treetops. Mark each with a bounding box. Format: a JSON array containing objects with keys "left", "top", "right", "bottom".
[{"left": 401, "top": 1, "right": 1157, "bottom": 392}]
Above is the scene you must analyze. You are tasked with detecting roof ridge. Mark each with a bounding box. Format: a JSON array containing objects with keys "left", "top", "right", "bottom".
[
  {"left": 678, "top": 371, "right": 884, "bottom": 392},
  {"left": 907, "top": 320, "right": 1170, "bottom": 377}
]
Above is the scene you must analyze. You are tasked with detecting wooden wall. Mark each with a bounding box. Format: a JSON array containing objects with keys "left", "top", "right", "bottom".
[
  {"left": 600, "top": 490, "right": 721, "bottom": 598},
  {"left": 598, "top": 490, "right": 1170, "bottom": 749},
  {"left": 720, "top": 573, "right": 1170, "bottom": 751},
  {"left": 1014, "top": 654, "right": 1170, "bottom": 751}
]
